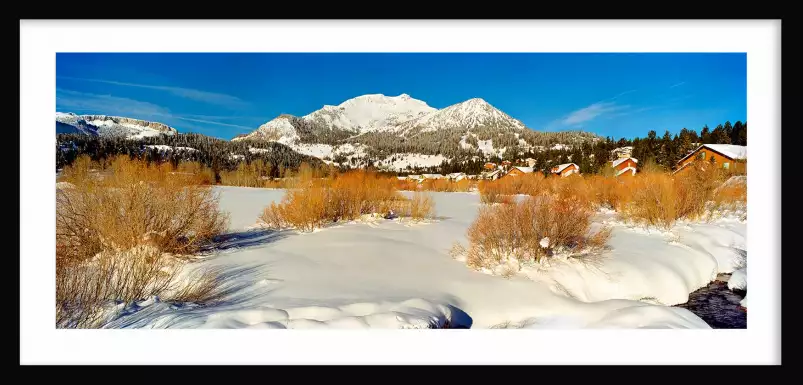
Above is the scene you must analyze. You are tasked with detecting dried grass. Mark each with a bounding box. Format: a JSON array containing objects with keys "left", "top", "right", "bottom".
[
  {"left": 260, "top": 169, "right": 434, "bottom": 231},
  {"left": 56, "top": 156, "right": 229, "bottom": 328},
  {"left": 464, "top": 194, "right": 610, "bottom": 271}
]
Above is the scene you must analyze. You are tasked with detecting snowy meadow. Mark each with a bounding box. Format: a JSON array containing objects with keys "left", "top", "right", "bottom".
[{"left": 55, "top": 157, "right": 747, "bottom": 329}]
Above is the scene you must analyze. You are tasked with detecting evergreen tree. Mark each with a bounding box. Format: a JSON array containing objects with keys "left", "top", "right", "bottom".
[
  {"left": 700, "top": 125, "right": 711, "bottom": 143},
  {"left": 711, "top": 124, "right": 731, "bottom": 144},
  {"left": 739, "top": 122, "right": 747, "bottom": 146},
  {"left": 732, "top": 121, "right": 747, "bottom": 145},
  {"left": 724, "top": 121, "right": 733, "bottom": 142}
]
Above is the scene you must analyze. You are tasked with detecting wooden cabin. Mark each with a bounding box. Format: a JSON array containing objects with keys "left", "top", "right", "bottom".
[
  {"left": 611, "top": 157, "right": 638, "bottom": 177},
  {"left": 421, "top": 174, "right": 445, "bottom": 180},
  {"left": 550, "top": 163, "right": 579, "bottom": 177},
  {"left": 673, "top": 144, "right": 747, "bottom": 175},
  {"left": 482, "top": 169, "right": 503, "bottom": 180},
  {"left": 447, "top": 172, "right": 467, "bottom": 181},
  {"left": 503, "top": 166, "right": 535, "bottom": 179}
]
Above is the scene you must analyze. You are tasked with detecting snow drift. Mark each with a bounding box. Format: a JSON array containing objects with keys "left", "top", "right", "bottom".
[{"left": 102, "top": 188, "right": 746, "bottom": 329}]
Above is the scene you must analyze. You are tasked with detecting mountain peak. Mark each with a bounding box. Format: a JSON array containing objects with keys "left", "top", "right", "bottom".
[
  {"left": 296, "top": 93, "right": 436, "bottom": 134},
  {"left": 392, "top": 97, "right": 526, "bottom": 135}
]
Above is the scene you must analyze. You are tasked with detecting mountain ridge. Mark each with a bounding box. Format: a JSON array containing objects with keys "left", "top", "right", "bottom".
[
  {"left": 233, "top": 93, "right": 602, "bottom": 170},
  {"left": 56, "top": 112, "right": 178, "bottom": 139}
]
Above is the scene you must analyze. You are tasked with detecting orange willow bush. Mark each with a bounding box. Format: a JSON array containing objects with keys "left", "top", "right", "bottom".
[
  {"left": 260, "top": 169, "right": 435, "bottom": 231},
  {"left": 218, "top": 159, "right": 276, "bottom": 188},
  {"left": 464, "top": 192, "right": 611, "bottom": 270},
  {"left": 398, "top": 178, "right": 474, "bottom": 192},
  {"left": 585, "top": 175, "right": 630, "bottom": 210},
  {"left": 401, "top": 191, "right": 435, "bottom": 220},
  {"left": 57, "top": 155, "right": 229, "bottom": 259},
  {"left": 619, "top": 161, "right": 738, "bottom": 228},
  {"left": 478, "top": 173, "right": 577, "bottom": 204},
  {"left": 56, "top": 155, "right": 228, "bottom": 328}
]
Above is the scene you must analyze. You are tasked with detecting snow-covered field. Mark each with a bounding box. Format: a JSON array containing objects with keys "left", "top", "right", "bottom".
[{"left": 102, "top": 188, "right": 746, "bottom": 329}]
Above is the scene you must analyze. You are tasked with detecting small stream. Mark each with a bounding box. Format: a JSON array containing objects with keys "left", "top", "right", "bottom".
[{"left": 674, "top": 274, "right": 746, "bottom": 329}]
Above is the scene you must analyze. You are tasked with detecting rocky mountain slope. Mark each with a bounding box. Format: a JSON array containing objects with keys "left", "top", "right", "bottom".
[
  {"left": 56, "top": 112, "right": 178, "bottom": 139},
  {"left": 235, "top": 94, "right": 601, "bottom": 171}
]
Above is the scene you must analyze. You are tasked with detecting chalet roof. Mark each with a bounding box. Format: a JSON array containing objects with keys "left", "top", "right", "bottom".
[
  {"left": 511, "top": 166, "right": 534, "bottom": 174},
  {"left": 421, "top": 174, "right": 444, "bottom": 179},
  {"left": 677, "top": 144, "right": 747, "bottom": 164},
  {"left": 552, "top": 163, "right": 578, "bottom": 173},
  {"left": 615, "top": 166, "right": 637, "bottom": 176},
  {"left": 612, "top": 157, "right": 639, "bottom": 168}
]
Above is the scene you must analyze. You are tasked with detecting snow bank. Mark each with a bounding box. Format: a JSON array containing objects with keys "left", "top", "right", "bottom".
[
  {"left": 102, "top": 189, "right": 745, "bottom": 329},
  {"left": 728, "top": 268, "right": 747, "bottom": 291}
]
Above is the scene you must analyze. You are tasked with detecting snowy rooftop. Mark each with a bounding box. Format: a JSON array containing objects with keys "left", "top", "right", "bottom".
[
  {"left": 612, "top": 157, "right": 638, "bottom": 168},
  {"left": 512, "top": 166, "right": 534, "bottom": 173},
  {"left": 552, "top": 163, "right": 577, "bottom": 173},
  {"left": 703, "top": 144, "right": 747, "bottom": 160},
  {"left": 678, "top": 144, "right": 747, "bottom": 163}
]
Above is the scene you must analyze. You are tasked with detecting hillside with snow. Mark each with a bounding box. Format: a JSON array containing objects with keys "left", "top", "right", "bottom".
[
  {"left": 233, "top": 94, "right": 436, "bottom": 144},
  {"left": 56, "top": 112, "right": 178, "bottom": 139},
  {"left": 389, "top": 98, "right": 526, "bottom": 135},
  {"left": 234, "top": 94, "right": 601, "bottom": 171}
]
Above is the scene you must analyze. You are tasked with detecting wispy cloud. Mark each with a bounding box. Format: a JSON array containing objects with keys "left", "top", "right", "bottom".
[
  {"left": 172, "top": 116, "right": 255, "bottom": 130},
  {"left": 56, "top": 89, "right": 170, "bottom": 117},
  {"left": 609, "top": 89, "right": 637, "bottom": 100},
  {"left": 56, "top": 88, "right": 256, "bottom": 132},
  {"left": 58, "top": 76, "right": 248, "bottom": 109},
  {"left": 669, "top": 81, "right": 686, "bottom": 89},
  {"left": 562, "top": 101, "right": 630, "bottom": 125}
]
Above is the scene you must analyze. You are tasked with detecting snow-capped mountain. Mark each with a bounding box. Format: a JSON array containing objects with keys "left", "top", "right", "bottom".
[
  {"left": 235, "top": 93, "right": 601, "bottom": 171},
  {"left": 389, "top": 98, "right": 526, "bottom": 136},
  {"left": 305, "top": 93, "right": 436, "bottom": 133},
  {"left": 56, "top": 112, "right": 100, "bottom": 136},
  {"left": 56, "top": 112, "right": 178, "bottom": 139},
  {"left": 236, "top": 114, "right": 299, "bottom": 144},
  {"left": 234, "top": 94, "right": 435, "bottom": 143}
]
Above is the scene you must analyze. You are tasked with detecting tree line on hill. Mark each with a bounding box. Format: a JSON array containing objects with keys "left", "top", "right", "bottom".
[
  {"left": 56, "top": 120, "right": 745, "bottom": 178},
  {"left": 392, "top": 120, "right": 747, "bottom": 176},
  {"left": 56, "top": 133, "right": 324, "bottom": 181}
]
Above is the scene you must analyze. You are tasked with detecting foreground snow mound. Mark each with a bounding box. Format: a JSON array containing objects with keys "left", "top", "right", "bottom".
[
  {"left": 104, "top": 298, "right": 457, "bottom": 329},
  {"left": 102, "top": 188, "right": 743, "bottom": 329},
  {"left": 495, "top": 304, "right": 708, "bottom": 329},
  {"left": 728, "top": 268, "right": 747, "bottom": 291}
]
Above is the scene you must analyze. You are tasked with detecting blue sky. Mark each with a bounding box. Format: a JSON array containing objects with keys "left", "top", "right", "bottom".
[{"left": 56, "top": 53, "right": 746, "bottom": 140}]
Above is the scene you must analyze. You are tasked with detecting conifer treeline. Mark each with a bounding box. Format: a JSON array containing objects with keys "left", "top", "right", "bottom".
[
  {"left": 393, "top": 120, "right": 747, "bottom": 175},
  {"left": 56, "top": 133, "right": 324, "bottom": 180},
  {"left": 56, "top": 120, "right": 745, "bottom": 177}
]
